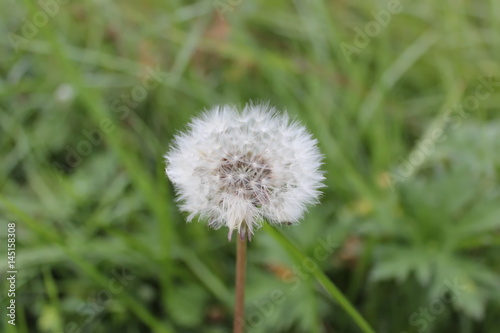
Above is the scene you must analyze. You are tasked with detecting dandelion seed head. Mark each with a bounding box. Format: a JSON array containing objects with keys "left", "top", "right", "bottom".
[{"left": 165, "top": 103, "right": 325, "bottom": 239}]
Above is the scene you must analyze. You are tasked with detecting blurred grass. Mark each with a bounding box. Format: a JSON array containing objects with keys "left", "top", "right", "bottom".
[{"left": 1, "top": 0, "right": 500, "bottom": 332}]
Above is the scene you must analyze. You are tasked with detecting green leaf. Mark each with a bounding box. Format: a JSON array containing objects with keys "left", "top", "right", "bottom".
[{"left": 264, "top": 224, "right": 376, "bottom": 333}]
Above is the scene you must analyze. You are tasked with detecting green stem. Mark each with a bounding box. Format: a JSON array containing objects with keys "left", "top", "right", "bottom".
[{"left": 264, "top": 224, "right": 376, "bottom": 333}]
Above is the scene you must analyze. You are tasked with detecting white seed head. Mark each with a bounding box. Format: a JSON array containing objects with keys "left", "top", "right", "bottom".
[{"left": 164, "top": 103, "right": 325, "bottom": 239}]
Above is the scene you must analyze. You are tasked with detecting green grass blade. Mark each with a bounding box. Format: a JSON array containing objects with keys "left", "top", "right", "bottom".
[{"left": 264, "top": 224, "right": 376, "bottom": 333}]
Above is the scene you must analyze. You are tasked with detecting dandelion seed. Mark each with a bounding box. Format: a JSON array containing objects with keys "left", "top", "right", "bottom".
[{"left": 164, "top": 103, "right": 325, "bottom": 240}]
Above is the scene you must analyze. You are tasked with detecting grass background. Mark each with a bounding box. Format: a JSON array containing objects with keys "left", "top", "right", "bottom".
[{"left": 1, "top": 0, "right": 500, "bottom": 332}]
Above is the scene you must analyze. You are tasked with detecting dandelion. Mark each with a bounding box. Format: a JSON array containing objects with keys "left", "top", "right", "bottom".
[
  {"left": 164, "top": 102, "right": 324, "bottom": 333},
  {"left": 164, "top": 103, "right": 325, "bottom": 240}
]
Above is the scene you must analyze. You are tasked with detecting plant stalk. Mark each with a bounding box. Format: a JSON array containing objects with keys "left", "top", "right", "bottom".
[{"left": 233, "top": 232, "right": 247, "bottom": 333}]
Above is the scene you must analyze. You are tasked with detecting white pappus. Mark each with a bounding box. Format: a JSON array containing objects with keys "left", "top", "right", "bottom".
[{"left": 164, "top": 103, "right": 325, "bottom": 241}]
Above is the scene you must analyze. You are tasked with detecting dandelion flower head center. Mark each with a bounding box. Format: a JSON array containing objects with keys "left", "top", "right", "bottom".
[{"left": 217, "top": 152, "right": 272, "bottom": 207}]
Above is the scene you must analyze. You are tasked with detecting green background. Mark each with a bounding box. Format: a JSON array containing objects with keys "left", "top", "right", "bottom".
[{"left": 1, "top": 0, "right": 500, "bottom": 332}]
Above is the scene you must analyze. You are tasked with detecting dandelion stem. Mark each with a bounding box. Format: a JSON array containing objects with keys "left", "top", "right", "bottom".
[{"left": 233, "top": 231, "right": 247, "bottom": 333}]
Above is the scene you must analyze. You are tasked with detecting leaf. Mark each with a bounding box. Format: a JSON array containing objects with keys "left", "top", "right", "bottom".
[
  {"left": 264, "top": 224, "right": 376, "bottom": 333},
  {"left": 370, "top": 246, "right": 433, "bottom": 285},
  {"left": 168, "top": 284, "right": 208, "bottom": 327},
  {"left": 456, "top": 201, "right": 500, "bottom": 236}
]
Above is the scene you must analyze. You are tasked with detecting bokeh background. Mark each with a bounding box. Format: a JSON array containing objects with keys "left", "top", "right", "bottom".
[{"left": 1, "top": 0, "right": 500, "bottom": 332}]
